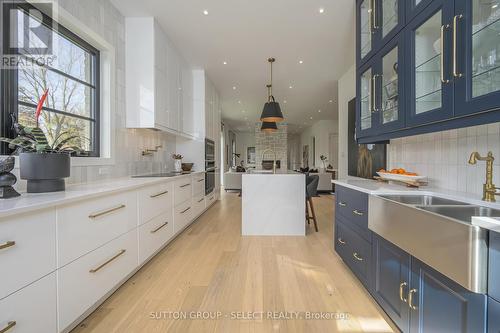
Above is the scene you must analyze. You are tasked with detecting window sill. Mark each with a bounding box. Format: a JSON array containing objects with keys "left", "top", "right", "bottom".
[{"left": 2, "top": 155, "right": 115, "bottom": 169}]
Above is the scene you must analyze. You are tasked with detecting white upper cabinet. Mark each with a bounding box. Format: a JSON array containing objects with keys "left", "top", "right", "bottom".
[{"left": 126, "top": 17, "right": 194, "bottom": 138}]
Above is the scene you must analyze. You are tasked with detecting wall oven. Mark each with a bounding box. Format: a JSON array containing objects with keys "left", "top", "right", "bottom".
[{"left": 205, "top": 139, "right": 215, "bottom": 195}]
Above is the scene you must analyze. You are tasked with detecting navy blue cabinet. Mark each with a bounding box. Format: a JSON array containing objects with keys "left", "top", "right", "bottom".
[
  {"left": 489, "top": 231, "right": 500, "bottom": 302},
  {"left": 406, "top": 0, "right": 455, "bottom": 127},
  {"left": 406, "top": 0, "right": 434, "bottom": 22},
  {"left": 409, "top": 258, "right": 487, "bottom": 333},
  {"left": 372, "top": 235, "right": 411, "bottom": 332},
  {"left": 488, "top": 297, "right": 500, "bottom": 333}
]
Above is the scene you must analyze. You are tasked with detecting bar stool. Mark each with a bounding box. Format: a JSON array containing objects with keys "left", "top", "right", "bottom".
[{"left": 306, "top": 175, "right": 319, "bottom": 232}]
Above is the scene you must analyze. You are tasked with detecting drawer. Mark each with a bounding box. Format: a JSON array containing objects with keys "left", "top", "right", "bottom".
[
  {"left": 489, "top": 231, "right": 500, "bottom": 302},
  {"left": 0, "top": 272, "right": 57, "bottom": 333},
  {"left": 334, "top": 220, "right": 350, "bottom": 260},
  {"left": 0, "top": 209, "right": 56, "bottom": 300},
  {"left": 58, "top": 229, "right": 138, "bottom": 330},
  {"left": 335, "top": 186, "right": 369, "bottom": 239},
  {"left": 489, "top": 297, "right": 500, "bottom": 333},
  {"left": 138, "top": 182, "right": 173, "bottom": 225},
  {"left": 335, "top": 218, "right": 372, "bottom": 289},
  {"left": 174, "top": 177, "right": 192, "bottom": 206},
  {"left": 174, "top": 199, "right": 193, "bottom": 234},
  {"left": 192, "top": 194, "right": 206, "bottom": 218},
  {"left": 192, "top": 174, "right": 205, "bottom": 196},
  {"left": 138, "top": 210, "right": 173, "bottom": 264},
  {"left": 57, "top": 191, "right": 138, "bottom": 267},
  {"left": 206, "top": 192, "right": 216, "bottom": 207}
]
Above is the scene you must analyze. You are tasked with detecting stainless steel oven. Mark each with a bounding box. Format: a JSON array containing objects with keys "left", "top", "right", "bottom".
[
  {"left": 205, "top": 160, "right": 215, "bottom": 195},
  {"left": 205, "top": 139, "right": 215, "bottom": 161}
]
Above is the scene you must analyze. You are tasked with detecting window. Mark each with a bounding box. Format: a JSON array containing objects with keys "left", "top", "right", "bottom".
[{"left": 1, "top": 2, "right": 100, "bottom": 156}]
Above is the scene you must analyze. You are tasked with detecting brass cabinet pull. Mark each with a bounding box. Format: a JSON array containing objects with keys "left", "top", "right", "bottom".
[
  {"left": 373, "top": 0, "right": 379, "bottom": 29},
  {"left": 453, "top": 14, "right": 463, "bottom": 78},
  {"left": 0, "top": 241, "right": 15, "bottom": 250},
  {"left": 371, "top": 74, "right": 380, "bottom": 113},
  {"left": 338, "top": 202, "right": 347, "bottom": 207},
  {"left": 353, "top": 252, "right": 364, "bottom": 261},
  {"left": 337, "top": 238, "right": 346, "bottom": 245},
  {"left": 399, "top": 282, "right": 408, "bottom": 303},
  {"left": 0, "top": 321, "right": 16, "bottom": 333},
  {"left": 89, "top": 205, "right": 126, "bottom": 219},
  {"left": 197, "top": 198, "right": 204, "bottom": 203},
  {"left": 180, "top": 183, "right": 191, "bottom": 188},
  {"left": 151, "top": 222, "right": 169, "bottom": 234},
  {"left": 89, "top": 249, "right": 126, "bottom": 273},
  {"left": 353, "top": 209, "right": 364, "bottom": 216},
  {"left": 441, "top": 24, "right": 450, "bottom": 83},
  {"left": 150, "top": 190, "right": 169, "bottom": 198},
  {"left": 408, "top": 288, "right": 418, "bottom": 310},
  {"left": 181, "top": 207, "right": 191, "bottom": 214}
]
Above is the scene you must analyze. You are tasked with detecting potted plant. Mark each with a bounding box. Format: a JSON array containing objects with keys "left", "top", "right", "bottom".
[
  {"left": 320, "top": 155, "right": 328, "bottom": 170},
  {"left": 0, "top": 90, "right": 82, "bottom": 193},
  {"left": 172, "top": 154, "right": 183, "bottom": 172}
]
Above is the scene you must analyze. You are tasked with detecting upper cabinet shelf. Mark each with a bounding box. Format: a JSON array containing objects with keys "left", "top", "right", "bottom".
[{"left": 357, "top": 0, "right": 500, "bottom": 143}]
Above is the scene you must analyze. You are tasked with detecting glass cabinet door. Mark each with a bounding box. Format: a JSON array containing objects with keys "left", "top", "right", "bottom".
[
  {"left": 406, "top": 1, "right": 454, "bottom": 126},
  {"left": 358, "top": 0, "right": 374, "bottom": 64},
  {"left": 380, "top": 0, "right": 404, "bottom": 41},
  {"left": 455, "top": 0, "right": 500, "bottom": 116},
  {"left": 358, "top": 66, "right": 374, "bottom": 135}
]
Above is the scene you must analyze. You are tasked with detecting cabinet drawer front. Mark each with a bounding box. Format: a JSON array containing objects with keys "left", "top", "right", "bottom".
[
  {"left": 335, "top": 186, "right": 369, "bottom": 239},
  {"left": 138, "top": 211, "right": 173, "bottom": 264},
  {"left": 57, "top": 191, "right": 138, "bottom": 267},
  {"left": 489, "top": 231, "right": 500, "bottom": 302},
  {"left": 58, "top": 230, "right": 138, "bottom": 330},
  {"left": 174, "top": 200, "right": 193, "bottom": 234},
  {"left": 334, "top": 221, "right": 350, "bottom": 260},
  {"left": 0, "top": 210, "right": 56, "bottom": 300},
  {"left": 0, "top": 273, "right": 57, "bottom": 333},
  {"left": 192, "top": 194, "right": 205, "bottom": 219},
  {"left": 206, "top": 193, "right": 216, "bottom": 207},
  {"left": 192, "top": 175, "right": 205, "bottom": 196},
  {"left": 138, "top": 182, "right": 173, "bottom": 225},
  {"left": 174, "top": 178, "right": 192, "bottom": 206}
]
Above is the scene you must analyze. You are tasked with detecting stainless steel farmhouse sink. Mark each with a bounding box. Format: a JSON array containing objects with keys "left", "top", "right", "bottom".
[
  {"left": 418, "top": 205, "right": 500, "bottom": 223},
  {"left": 369, "top": 195, "right": 489, "bottom": 293},
  {"left": 379, "top": 194, "right": 469, "bottom": 206}
]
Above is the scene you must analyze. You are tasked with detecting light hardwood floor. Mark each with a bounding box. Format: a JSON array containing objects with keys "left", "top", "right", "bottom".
[{"left": 72, "top": 191, "right": 397, "bottom": 333}]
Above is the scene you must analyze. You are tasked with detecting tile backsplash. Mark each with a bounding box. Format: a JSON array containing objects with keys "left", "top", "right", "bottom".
[{"left": 387, "top": 123, "right": 500, "bottom": 197}]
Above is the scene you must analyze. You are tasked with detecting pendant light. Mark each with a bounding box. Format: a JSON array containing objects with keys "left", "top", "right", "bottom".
[
  {"left": 260, "top": 58, "right": 284, "bottom": 122},
  {"left": 261, "top": 121, "right": 278, "bottom": 133}
]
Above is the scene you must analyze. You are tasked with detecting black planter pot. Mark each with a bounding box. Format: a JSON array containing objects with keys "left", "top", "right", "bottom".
[{"left": 19, "top": 153, "right": 71, "bottom": 193}]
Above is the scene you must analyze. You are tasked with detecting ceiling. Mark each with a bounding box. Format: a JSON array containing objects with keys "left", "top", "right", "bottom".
[{"left": 111, "top": 0, "right": 355, "bottom": 134}]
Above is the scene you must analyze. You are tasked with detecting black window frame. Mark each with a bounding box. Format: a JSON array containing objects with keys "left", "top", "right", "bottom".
[{"left": 1, "top": 0, "right": 100, "bottom": 157}]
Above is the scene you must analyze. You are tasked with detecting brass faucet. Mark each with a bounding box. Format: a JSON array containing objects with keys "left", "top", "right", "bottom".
[
  {"left": 469, "top": 151, "right": 500, "bottom": 202},
  {"left": 261, "top": 148, "right": 277, "bottom": 174}
]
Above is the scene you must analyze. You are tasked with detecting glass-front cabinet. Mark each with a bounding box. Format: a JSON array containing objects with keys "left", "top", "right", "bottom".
[
  {"left": 357, "top": 0, "right": 404, "bottom": 66},
  {"left": 407, "top": 0, "right": 434, "bottom": 21},
  {"left": 454, "top": 0, "right": 500, "bottom": 116},
  {"left": 406, "top": 0, "right": 454, "bottom": 126},
  {"left": 357, "top": 64, "right": 375, "bottom": 137}
]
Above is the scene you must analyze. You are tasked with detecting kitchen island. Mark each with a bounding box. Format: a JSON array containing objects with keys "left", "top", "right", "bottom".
[{"left": 242, "top": 170, "right": 305, "bottom": 236}]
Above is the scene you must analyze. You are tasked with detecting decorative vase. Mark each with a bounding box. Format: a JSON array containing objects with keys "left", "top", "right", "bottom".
[
  {"left": 19, "top": 153, "right": 70, "bottom": 193},
  {"left": 174, "top": 159, "right": 182, "bottom": 172}
]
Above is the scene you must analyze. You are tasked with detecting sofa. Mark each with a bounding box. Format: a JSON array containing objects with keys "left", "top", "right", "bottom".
[{"left": 224, "top": 171, "right": 243, "bottom": 191}]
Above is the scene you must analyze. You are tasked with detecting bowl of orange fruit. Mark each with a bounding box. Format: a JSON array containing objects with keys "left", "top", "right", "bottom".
[{"left": 376, "top": 168, "right": 427, "bottom": 182}]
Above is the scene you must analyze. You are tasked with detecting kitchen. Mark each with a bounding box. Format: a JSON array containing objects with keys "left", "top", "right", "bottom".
[{"left": 1, "top": 0, "right": 500, "bottom": 333}]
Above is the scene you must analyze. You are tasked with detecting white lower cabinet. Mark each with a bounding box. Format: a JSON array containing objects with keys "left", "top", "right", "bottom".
[
  {"left": 174, "top": 177, "right": 192, "bottom": 206},
  {"left": 0, "top": 272, "right": 57, "bottom": 333},
  {"left": 137, "top": 182, "right": 173, "bottom": 226},
  {"left": 57, "top": 230, "right": 138, "bottom": 330},
  {"left": 192, "top": 194, "right": 205, "bottom": 218},
  {"left": 138, "top": 210, "right": 174, "bottom": 264},
  {"left": 0, "top": 209, "right": 56, "bottom": 300},
  {"left": 174, "top": 200, "right": 193, "bottom": 234}
]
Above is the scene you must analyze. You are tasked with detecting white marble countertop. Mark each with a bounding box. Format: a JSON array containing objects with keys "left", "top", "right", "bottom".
[
  {"left": 245, "top": 170, "right": 301, "bottom": 175},
  {"left": 0, "top": 171, "right": 203, "bottom": 219},
  {"left": 333, "top": 177, "right": 500, "bottom": 232}
]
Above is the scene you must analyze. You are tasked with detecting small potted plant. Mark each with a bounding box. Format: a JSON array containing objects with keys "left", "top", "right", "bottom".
[
  {"left": 172, "top": 154, "right": 183, "bottom": 172},
  {"left": 0, "top": 90, "right": 82, "bottom": 193},
  {"left": 320, "top": 155, "right": 328, "bottom": 170}
]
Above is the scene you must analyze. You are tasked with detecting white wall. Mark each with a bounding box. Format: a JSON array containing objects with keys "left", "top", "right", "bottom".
[
  {"left": 299, "top": 120, "right": 338, "bottom": 169},
  {"left": 234, "top": 132, "right": 256, "bottom": 167},
  {"left": 337, "top": 65, "right": 356, "bottom": 179}
]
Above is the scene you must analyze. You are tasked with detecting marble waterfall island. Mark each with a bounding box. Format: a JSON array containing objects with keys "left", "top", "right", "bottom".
[{"left": 242, "top": 171, "right": 306, "bottom": 236}]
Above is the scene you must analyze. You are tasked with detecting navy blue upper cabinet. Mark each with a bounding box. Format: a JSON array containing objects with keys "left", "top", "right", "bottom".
[
  {"left": 406, "top": 0, "right": 434, "bottom": 21},
  {"left": 409, "top": 258, "right": 487, "bottom": 333},
  {"left": 372, "top": 235, "right": 411, "bottom": 332},
  {"left": 357, "top": 59, "right": 378, "bottom": 138},
  {"left": 406, "top": 0, "right": 455, "bottom": 127},
  {"left": 454, "top": 0, "right": 500, "bottom": 116},
  {"left": 357, "top": 0, "right": 405, "bottom": 67}
]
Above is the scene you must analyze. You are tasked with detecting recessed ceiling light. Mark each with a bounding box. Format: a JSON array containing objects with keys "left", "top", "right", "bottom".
[
  {"left": 299, "top": 60, "right": 304, "bottom": 64},
  {"left": 289, "top": 85, "right": 293, "bottom": 89},
  {"left": 223, "top": 61, "right": 227, "bottom": 65},
  {"left": 232, "top": 86, "right": 237, "bottom": 90},
  {"left": 329, "top": 100, "right": 333, "bottom": 103},
  {"left": 203, "top": 10, "right": 209, "bottom": 15},
  {"left": 493, "top": 4, "right": 498, "bottom": 9},
  {"left": 318, "top": 110, "right": 321, "bottom": 113},
  {"left": 310, "top": 117, "right": 313, "bottom": 120},
  {"left": 319, "top": 8, "right": 325, "bottom": 14},
  {"left": 283, "top": 100, "right": 287, "bottom": 104},
  {"left": 238, "top": 100, "right": 241, "bottom": 104}
]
